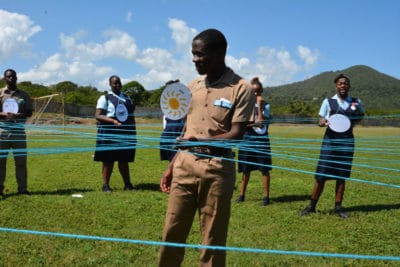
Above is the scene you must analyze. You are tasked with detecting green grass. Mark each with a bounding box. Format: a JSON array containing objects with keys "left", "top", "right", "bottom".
[{"left": 0, "top": 123, "right": 399, "bottom": 266}]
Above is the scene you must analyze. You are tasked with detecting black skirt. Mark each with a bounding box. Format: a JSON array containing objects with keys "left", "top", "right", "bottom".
[
  {"left": 315, "top": 130, "right": 354, "bottom": 181},
  {"left": 94, "top": 123, "right": 136, "bottom": 162},
  {"left": 238, "top": 130, "right": 272, "bottom": 173},
  {"left": 160, "top": 119, "right": 184, "bottom": 161}
]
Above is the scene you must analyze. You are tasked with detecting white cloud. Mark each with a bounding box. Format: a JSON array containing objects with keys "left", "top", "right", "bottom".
[
  {"left": 228, "top": 45, "right": 319, "bottom": 86},
  {"left": 10, "top": 13, "right": 318, "bottom": 90},
  {"left": 297, "top": 45, "right": 319, "bottom": 68},
  {"left": 60, "top": 30, "right": 138, "bottom": 61},
  {"left": 0, "top": 9, "right": 41, "bottom": 63},
  {"left": 126, "top": 11, "right": 133, "bottom": 23},
  {"left": 168, "top": 18, "right": 197, "bottom": 52},
  {"left": 19, "top": 53, "right": 112, "bottom": 86}
]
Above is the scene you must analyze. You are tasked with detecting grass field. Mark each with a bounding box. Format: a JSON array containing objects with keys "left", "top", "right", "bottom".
[{"left": 0, "top": 122, "right": 399, "bottom": 266}]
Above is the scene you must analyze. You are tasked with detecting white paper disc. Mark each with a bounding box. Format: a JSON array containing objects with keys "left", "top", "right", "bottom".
[
  {"left": 160, "top": 82, "right": 191, "bottom": 120},
  {"left": 328, "top": 114, "right": 351, "bottom": 133},
  {"left": 253, "top": 125, "right": 267, "bottom": 135},
  {"left": 2, "top": 98, "right": 19, "bottom": 114},
  {"left": 115, "top": 103, "right": 128, "bottom": 122}
]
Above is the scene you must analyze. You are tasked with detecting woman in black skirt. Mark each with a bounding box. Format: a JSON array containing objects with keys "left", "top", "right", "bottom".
[
  {"left": 236, "top": 77, "right": 272, "bottom": 206},
  {"left": 94, "top": 75, "right": 136, "bottom": 192},
  {"left": 300, "top": 74, "right": 364, "bottom": 218}
]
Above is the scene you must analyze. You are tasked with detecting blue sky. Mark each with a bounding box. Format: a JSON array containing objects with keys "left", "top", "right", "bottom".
[{"left": 1, "top": 0, "right": 399, "bottom": 90}]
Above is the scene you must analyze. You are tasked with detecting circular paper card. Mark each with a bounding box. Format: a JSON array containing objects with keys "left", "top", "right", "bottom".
[
  {"left": 115, "top": 103, "right": 128, "bottom": 122},
  {"left": 328, "top": 114, "right": 351, "bottom": 133},
  {"left": 2, "top": 98, "right": 19, "bottom": 114},
  {"left": 160, "top": 82, "right": 191, "bottom": 120},
  {"left": 253, "top": 125, "right": 267, "bottom": 135}
]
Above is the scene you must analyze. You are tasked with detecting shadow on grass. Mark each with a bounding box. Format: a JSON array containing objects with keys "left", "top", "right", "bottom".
[
  {"left": 346, "top": 203, "right": 400, "bottom": 212},
  {"left": 3, "top": 188, "right": 94, "bottom": 197},
  {"left": 135, "top": 183, "right": 161, "bottom": 191},
  {"left": 271, "top": 194, "right": 310, "bottom": 203}
]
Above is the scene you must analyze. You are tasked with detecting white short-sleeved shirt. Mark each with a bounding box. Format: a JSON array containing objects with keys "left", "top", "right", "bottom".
[
  {"left": 96, "top": 91, "right": 130, "bottom": 117},
  {"left": 319, "top": 94, "right": 364, "bottom": 118}
]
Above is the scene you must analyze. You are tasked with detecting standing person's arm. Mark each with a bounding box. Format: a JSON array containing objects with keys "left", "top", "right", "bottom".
[
  {"left": 19, "top": 92, "right": 33, "bottom": 119},
  {"left": 95, "top": 108, "right": 121, "bottom": 125},
  {"left": 256, "top": 96, "right": 263, "bottom": 123},
  {"left": 318, "top": 98, "right": 329, "bottom": 127},
  {"left": 160, "top": 154, "right": 177, "bottom": 193},
  {"left": 94, "top": 95, "right": 121, "bottom": 125}
]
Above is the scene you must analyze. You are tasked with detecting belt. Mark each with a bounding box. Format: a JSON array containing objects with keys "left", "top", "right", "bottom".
[{"left": 187, "top": 146, "right": 232, "bottom": 158}]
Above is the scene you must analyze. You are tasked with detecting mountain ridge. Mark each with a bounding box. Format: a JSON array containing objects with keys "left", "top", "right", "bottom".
[{"left": 264, "top": 65, "right": 400, "bottom": 114}]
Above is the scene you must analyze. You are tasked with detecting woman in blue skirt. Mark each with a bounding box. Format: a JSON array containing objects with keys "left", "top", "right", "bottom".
[
  {"left": 94, "top": 75, "right": 136, "bottom": 192},
  {"left": 301, "top": 74, "right": 364, "bottom": 218}
]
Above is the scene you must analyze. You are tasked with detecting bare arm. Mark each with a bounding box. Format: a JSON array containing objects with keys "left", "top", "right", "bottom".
[{"left": 95, "top": 108, "right": 121, "bottom": 125}]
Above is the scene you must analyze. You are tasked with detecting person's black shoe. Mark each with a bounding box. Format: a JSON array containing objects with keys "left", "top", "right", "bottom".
[
  {"left": 18, "top": 190, "right": 30, "bottom": 196},
  {"left": 261, "top": 196, "right": 270, "bottom": 206},
  {"left": 102, "top": 184, "right": 112, "bottom": 193},
  {"left": 124, "top": 183, "right": 135, "bottom": 191},
  {"left": 300, "top": 205, "right": 316, "bottom": 216},
  {"left": 334, "top": 208, "right": 349, "bottom": 219},
  {"left": 236, "top": 195, "right": 245, "bottom": 203}
]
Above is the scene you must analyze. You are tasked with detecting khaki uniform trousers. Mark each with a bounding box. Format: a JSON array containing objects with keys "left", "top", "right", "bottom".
[
  {"left": 0, "top": 128, "right": 28, "bottom": 192},
  {"left": 159, "top": 151, "right": 235, "bottom": 267}
]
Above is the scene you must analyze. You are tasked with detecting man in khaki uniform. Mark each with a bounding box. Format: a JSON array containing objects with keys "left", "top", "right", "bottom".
[
  {"left": 0, "top": 69, "right": 33, "bottom": 196},
  {"left": 159, "top": 29, "right": 255, "bottom": 267}
]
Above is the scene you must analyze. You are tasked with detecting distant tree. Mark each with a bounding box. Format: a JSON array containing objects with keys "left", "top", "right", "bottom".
[
  {"left": 52, "top": 81, "right": 78, "bottom": 94},
  {"left": 147, "top": 87, "right": 164, "bottom": 107},
  {"left": 17, "top": 81, "right": 54, "bottom": 97},
  {"left": 289, "top": 100, "right": 314, "bottom": 117},
  {"left": 122, "top": 81, "right": 149, "bottom": 106}
]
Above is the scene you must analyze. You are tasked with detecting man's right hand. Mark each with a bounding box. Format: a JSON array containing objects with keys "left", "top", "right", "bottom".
[{"left": 160, "top": 165, "right": 173, "bottom": 193}]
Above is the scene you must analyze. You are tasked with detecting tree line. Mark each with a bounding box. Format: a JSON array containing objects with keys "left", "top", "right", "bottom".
[{"left": 0, "top": 79, "right": 164, "bottom": 108}]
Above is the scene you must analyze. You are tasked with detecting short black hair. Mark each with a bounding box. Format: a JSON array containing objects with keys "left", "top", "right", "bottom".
[
  {"left": 109, "top": 75, "right": 120, "bottom": 83},
  {"left": 3, "top": 69, "right": 17, "bottom": 77},
  {"left": 193, "top": 29, "right": 227, "bottom": 55},
  {"left": 334, "top": 73, "right": 350, "bottom": 84}
]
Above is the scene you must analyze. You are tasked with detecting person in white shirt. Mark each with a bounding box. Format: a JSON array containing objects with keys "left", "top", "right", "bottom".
[
  {"left": 94, "top": 75, "right": 136, "bottom": 192},
  {"left": 300, "top": 73, "right": 364, "bottom": 218}
]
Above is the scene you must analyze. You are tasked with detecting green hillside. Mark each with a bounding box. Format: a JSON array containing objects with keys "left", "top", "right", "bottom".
[{"left": 264, "top": 65, "right": 400, "bottom": 115}]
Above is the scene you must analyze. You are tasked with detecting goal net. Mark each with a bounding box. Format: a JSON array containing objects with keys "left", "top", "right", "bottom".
[{"left": 28, "top": 93, "right": 65, "bottom": 125}]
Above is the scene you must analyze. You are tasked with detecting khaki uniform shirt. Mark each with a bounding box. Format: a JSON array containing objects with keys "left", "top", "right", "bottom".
[{"left": 184, "top": 68, "right": 255, "bottom": 139}]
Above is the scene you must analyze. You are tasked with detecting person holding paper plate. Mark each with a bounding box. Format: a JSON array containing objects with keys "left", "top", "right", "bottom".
[
  {"left": 236, "top": 77, "right": 272, "bottom": 206},
  {"left": 0, "top": 69, "right": 33, "bottom": 196},
  {"left": 301, "top": 73, "right": 364, "bottom": 218},
  {"left": 94, "top": 75, "right": 136, "bottom": 193}
]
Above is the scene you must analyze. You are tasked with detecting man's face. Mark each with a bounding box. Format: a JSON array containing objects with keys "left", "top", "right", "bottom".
[
  {"left": 191, "top": 39, "right": 215, "bottom": 75},
  {"left": 335, "top": 77, "right": 350, "bottom": 98},
  {"left": 4, "top": 71, "right": 17, "bottom": 88}
]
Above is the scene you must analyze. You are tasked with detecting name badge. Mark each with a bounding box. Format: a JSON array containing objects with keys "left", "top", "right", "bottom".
[{"left": 214, "top": 98, "right": 232, "bottom": 109}]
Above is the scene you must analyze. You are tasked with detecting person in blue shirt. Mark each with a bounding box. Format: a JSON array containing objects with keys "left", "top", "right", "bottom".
[
  {"left": 236, "top": 77, "right": 272, "bottom": 206},
  {"left": 301, "top": 73, "right": 364, "bottom": 218},
  {"left": 94, "top": 75, "right": 136, "bottom": 192}
]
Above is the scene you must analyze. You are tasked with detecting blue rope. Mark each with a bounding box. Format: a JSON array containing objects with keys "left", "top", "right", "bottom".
[{"left": 0, "top": 227, "right": 398, "bottom": 261}]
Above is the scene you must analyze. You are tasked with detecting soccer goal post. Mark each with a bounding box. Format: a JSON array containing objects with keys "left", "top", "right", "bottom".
[{"left": 28, "top": 93, "right": 65, "bottom": 126}]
